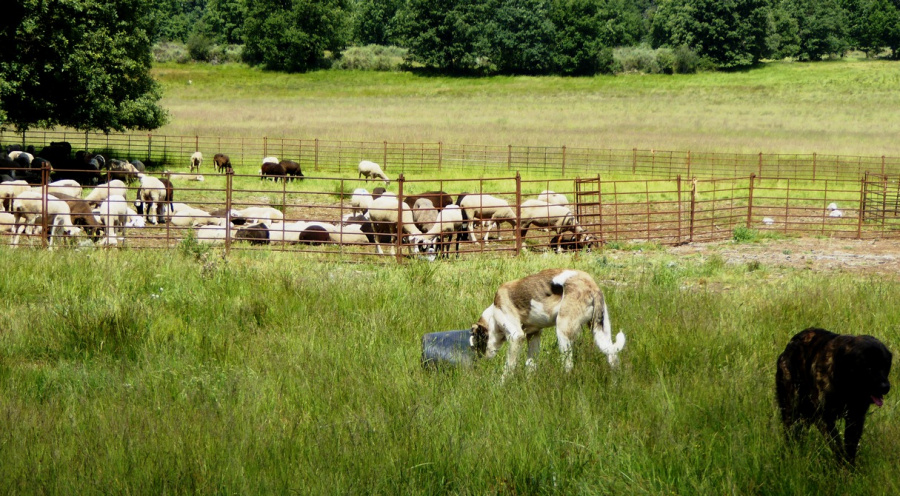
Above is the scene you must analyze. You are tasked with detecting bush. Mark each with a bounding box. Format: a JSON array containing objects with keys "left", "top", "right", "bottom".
[
  {"left": 672, "top": 45, "right": 701, "bottom": 74},
  {"left": 187, "top": 33, "right": 214, "bottom": 62},
  {"left": 332, "top": 45, "right": 408, "bottom": 71},
  {"left": 152, "top": 42, "right": 190, "bottom": 63},
  {"left": 613, "top": 45, "right": 662, "bottom": 74},
  {"left": 656, "top": 48, "right": 675, "bottom": 74},
  {"left": 596, "top": 47, "right": 618, "bottom": 75}
]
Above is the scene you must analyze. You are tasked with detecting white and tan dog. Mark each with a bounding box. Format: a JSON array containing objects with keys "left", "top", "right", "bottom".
[{"left": 471, "top": 268, "right": 625, "bottom": 380}]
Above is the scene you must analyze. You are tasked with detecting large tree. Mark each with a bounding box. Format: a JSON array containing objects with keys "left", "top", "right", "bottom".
[
  {"left": 0, "top": 0, "right": 167, "bottom": 133},
  {"left": 650, "top": 0, "right": 770, "bottom": 68},
  {"left": 242, "top": 0, "right": 350, "bottom": 72}
]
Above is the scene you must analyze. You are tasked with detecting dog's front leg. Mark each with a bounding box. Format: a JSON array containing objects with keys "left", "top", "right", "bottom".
[
  {"left": 817, "top": 414, "right": 844, "bottom": 460},
  {"left": 525, "top": 332, "right": 542, "bottom": 372},
  {"left": 843, "top": 406, "right": 869, "bottom": 464},
  {"left": 502, "top": 330, "right": 527, "bottom": 381}
]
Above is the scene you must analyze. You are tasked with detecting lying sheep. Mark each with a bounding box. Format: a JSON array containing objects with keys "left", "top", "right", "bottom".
[
  {"left": 0, "top": 211, "right": 15, "bottom": 233},
  {"left": 11, "top": 191, "right": 81, "bottom": 247},
  {"left": 84, "top": 179, "right": 127, "bottom": 206},
  {"left": 235, "top": 222, "right": 270, "bottom": 245},
  {"left": 367, "top": 195, "right": 426, "bottom": 255},
  {"left": 231, "top": 206, "right": 284, "bottom": 225},
  {"left": 456, "top": 193, "right": 518, "bottom": 242},
  {"left": 190, "top": 151, "right": 203, "bottom": 173},
  {"left": 328, "top": 223, "right": 370, "bottom": 246},
  {"left": 169, "top": 206, "right": 220, "bottom": 227},
  {"left": 350, "top": 188, "right": 373, "bottom": 215},
  {"left": 358, "top": 160, "right": 390, "bottom": 186},
  {"left": 195, "top": 223, "right": 236, "bottom": 245},
  {"left": 48, "top": 179, "right": 83, "bottom": 199}
]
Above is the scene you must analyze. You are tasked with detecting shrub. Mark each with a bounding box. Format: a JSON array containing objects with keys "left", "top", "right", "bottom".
[
  {"left": 672, "top": 45, "right": 701, "bottom": 73},
  {"left": 187, "top": 33, "right": 214, "bottom": 62},
  {"left": 613, "top": 45, "right": 662, "bottom": 74},
  {"left": 732, "top": 226, "right": 759, "bottom": 243},
  {"left": 656, "top": 48, "right": 676, "bottom": 74},
  {"left": 332, "top": 45, "right": 408, "bottom": 71}
]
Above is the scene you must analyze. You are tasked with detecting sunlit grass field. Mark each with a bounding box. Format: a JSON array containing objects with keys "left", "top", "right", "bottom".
[
  {"left": 153, "top": 57, "right": 900, "bottom": 156},
  {"left": 1, "top": 248, "right": 899, "bottom": 493},
  {"left": 2, "top": 58, "right": 900, "bottom": 494}
]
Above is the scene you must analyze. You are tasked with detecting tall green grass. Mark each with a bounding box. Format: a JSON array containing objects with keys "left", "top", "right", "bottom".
[{"left": 0, "top": 247, "right": 898, "bottom": 493}]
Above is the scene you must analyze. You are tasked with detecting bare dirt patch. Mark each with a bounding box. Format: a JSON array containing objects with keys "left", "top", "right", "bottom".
[{"left": 669, "top": 237, "right": 900, "bottom": 276}]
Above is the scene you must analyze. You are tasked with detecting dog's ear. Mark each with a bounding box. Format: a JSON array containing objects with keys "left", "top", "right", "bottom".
[{"left": 470, "top": 323, "right": 489, "bottom": 355}]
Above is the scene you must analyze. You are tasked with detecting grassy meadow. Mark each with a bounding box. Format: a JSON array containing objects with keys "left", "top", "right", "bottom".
[
  {"left": 1, "top": 247, "right": 899, "bottom": 494},
  {"left": 153, "top": 57, "right": 900, "bottom": 156}
]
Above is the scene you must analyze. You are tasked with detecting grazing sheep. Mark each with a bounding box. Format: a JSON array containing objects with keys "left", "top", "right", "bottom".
[
  {"left": 519, "top": 199, "right": 580, "bottom": 237},
  {"left": 11, "top": 191, "right": 81, "bottom": 247},
  {"left": 358, "top": 160, "right": 390, "bottom": 186},
  {"left": 412, "top": 198, "right": 439, "bottom": 233},
  {"left": 262, "top": 156, "right": 279, "bottom": 165},
  {"left": 403, "top": 191, "right": 454, "bottom": 210},
  {"left": 367, "top": 195, "right": 427, "bottom": 255},
  {"left": 235, "top": 222, "right": 270, "bottom": 245},
  {"left": 190, "top": 151, "right": 203, "bottom": 173},
  {"left": 108, "top": 159, "right": 140, "bottom": 183},
  {"left": 536, "top": 190, "right": 570, "bottom": 207},
  {"left": 1, "top": 180, "right": 31, "bottom": 211},
  {"left": 260, "top": 161, "right": 286, "bottom": 182},
  {"left": 84, "top": 179, "right": 128, "bottom": 206},
  {"left": 48, "top": 179, "right": 83, "bottom": 199},
  {"left": 550, "top": 232, "right": 596, "bottom": 252},
  {"left": 350, "top": 188, "right": 373, "bottom": 215},
  {"left": 456, "top": 193, "right": 518, "bottom": 242},
  {"left": 96, "top": 194, "right": 130, "bottom": 246},
  {"left": 212, "top": 153, "right": 231, "bottom": 172},
  {"left": 280, "top": 160, "right": 304, "bottom": 181},
  {"left": 420, "top": 204, "right": 466, "bottom": 256},
  {"left": 50, "top": 193, "right": 103, "bottom": 241},
  {"left": 134, "top": 174, "right": 168, "bottom": 225}
]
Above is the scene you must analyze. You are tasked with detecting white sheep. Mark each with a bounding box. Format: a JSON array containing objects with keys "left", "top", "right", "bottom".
[
  {"left": 519, "top": 199, "right": 584, "bottom": 252},
  {"left": 48, "top": 179, "right": 83, "bottom": 199},
  {"left": 134, "top": 174, "right": 168, "bottom": 225},
  {"left": 195, "top": 223, "right": 237, "bottom": 245},
  {"left": 262, "top": 156, "right": 279, "bottom": 165},
  {"left": 412, "top": 198, "right": 438, "bottom": 233},
  {"left": 8, "top": 151, "right": 33, "bottom": 164},
  {"left": 11, "top": 191, "right": 81, "bottom": 247},
  {"left": 367, "top": 195, "right": 426, "bottom": 255},
  {"left": 457, "top": 194, "right": 518, "bottom": 242},
  {"left": 350, "top": 188, "right": 373, "bottom": 215},
  {"left": 762, "top": 217, "right": 775, "bottom": 225},
  {"left": 0, "top": 211, "right": 16, "bottom": 232},
  {"left": 169, "top": 206, "right": 219, "bottom": 227},
  {"left": 328, "top": 224, "right": 370, "bottom": 246},
  {"left": 190, "top": 151, "right": 203, "bottom": 173},
  {"left": 231, "top": 206, "right": 284, "bottom": 225},
  {"left": 421, "top": 204, "right": 466, "bottom": 256},
  {"left": 827, "top": 202, "right": 839, "bottom": 211},
  {"left": 96, "top": 194, "right": 130, "bottom": 245},
  {"left": 536, "top": 190, "right": 569, "bottom": 207},
  {"left": 84, "top": 180, "right": 128, "bottom": 206},
  {"left": 829, "top": 209, "right": 844, "bottom": 218},
  {"left": 1, "top": 180, "right": 31, "bottom": 211},
  {"left": 358, "top": 160, "right": 390, "bottom": 186}
]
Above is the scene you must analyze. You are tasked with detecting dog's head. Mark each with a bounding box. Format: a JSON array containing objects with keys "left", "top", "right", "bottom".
[
  {"left": 470, "top": 320, "right": 489, "bottom": 356},
  {"left": 839, "top": 335, "right": 892, "bottom": 407}
]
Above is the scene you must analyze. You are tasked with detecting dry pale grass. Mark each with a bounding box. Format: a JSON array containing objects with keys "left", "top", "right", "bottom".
[{"left": 153, "top": 58, "right": 900, "bottom": 156}]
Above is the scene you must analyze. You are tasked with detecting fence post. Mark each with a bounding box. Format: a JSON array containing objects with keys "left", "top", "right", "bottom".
[
  {"left": 383, "top": 141, "right": 388, "bottom": 171},
  {"left": 747, "top": 174, "right": 756, "bottom": 228},
  {"left": 225, "top": 167, "right": 233, "bottom": 255},
  {"left": 507, "top": 145, "right": 512, "bottom": 171},
  {"left": 812, "top": 152, "right": 817, "bottom": 180},
  {"left": 148, "top": 134, "right": 152, "bottom": 163},
  {"left": 561, "top": 146, "right": 566, "bottom": 177},
  {"left": 41, "top": 162, "right": 50, "bottom": 248},
  {"left": 883, "top": 156, "right": 886, "bottom": 176},
  {"left": 515, "top": 172, "right": 522, "bottom": 256},
  {"left": 314, "top": 138, "right": 319, "bottom": 172},
  {"left": 438, "top": 141, "right": 443, "bottom": 172},
  {"left": 758, "top": 152, "right": 763, "bottom": 177},
  {"left": 597, "top": 174, "right": 604, "bottom": 245},
  {"left": 632, "top": 148, "right": 637, "bottom": 174},
  {"left": 857, "top": 176, "right": 866, "bottom": 240},
  {"left": 689, "top": 178, "right": 697, "bottom": 243},
  {"left": 396, "top": 175, "right": 405, "bottom": 264},
  {"left": 194, "top": 135, "right": 199, "bottom": 153},
  {"left": 686, "top": 151, "right": 691, "bottom": 179},
  {"left": 676, "top": 175, "right": 682, "bottom": 244}
]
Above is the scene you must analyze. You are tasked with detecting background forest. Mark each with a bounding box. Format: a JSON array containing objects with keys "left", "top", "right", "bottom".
[{"left": 153, "top": 0, "right": 900, "bottom": 74}]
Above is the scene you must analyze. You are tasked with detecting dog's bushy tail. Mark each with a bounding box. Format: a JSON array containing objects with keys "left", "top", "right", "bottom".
[{"left": 591, "top": 292, "right": 626, "bottom": 358}]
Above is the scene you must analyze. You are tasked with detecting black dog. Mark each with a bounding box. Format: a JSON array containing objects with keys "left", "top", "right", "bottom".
[{"left": 776, "top": 327, "right": 892, "bottom": 463}]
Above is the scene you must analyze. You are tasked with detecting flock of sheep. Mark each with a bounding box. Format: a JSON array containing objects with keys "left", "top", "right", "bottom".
[{"left": 0, "top": 144, "right": 595, "bottom": 255}]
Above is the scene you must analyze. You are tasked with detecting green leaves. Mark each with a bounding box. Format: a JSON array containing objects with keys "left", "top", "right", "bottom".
[{"left": 0, "top": 0, "right": 168, "bottom": 132}]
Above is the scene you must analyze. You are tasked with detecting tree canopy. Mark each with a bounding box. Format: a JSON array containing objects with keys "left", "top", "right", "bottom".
[{"left": 0, "top": 0, "right": 167, "bottom": 133}]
